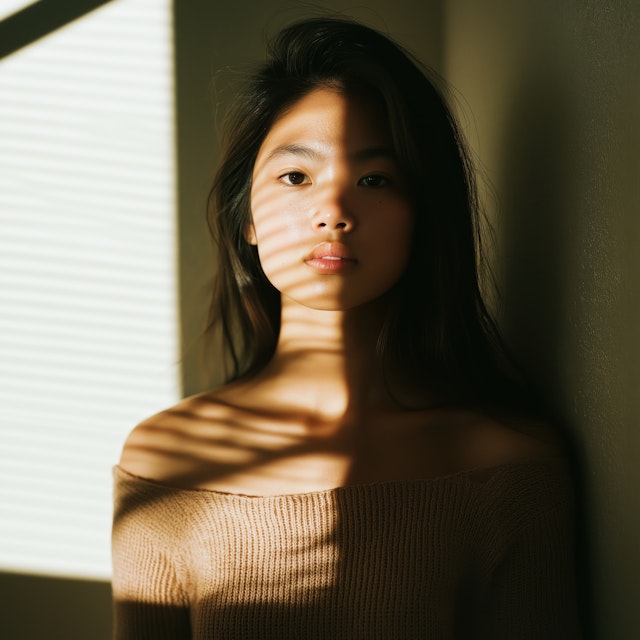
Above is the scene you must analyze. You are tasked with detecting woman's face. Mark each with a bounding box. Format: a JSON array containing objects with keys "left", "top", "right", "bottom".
[{"left": 249, "top": 87, "right": 414, "bottom": 311}]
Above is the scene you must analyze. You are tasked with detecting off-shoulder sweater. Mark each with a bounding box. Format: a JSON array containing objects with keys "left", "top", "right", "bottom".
[{"left": 111, "top": 459, "right": 581, "bottom": 639}]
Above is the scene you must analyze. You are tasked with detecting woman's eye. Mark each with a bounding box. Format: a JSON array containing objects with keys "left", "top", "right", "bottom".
[
  {"left": 280, "top": 171, "right": 308, "bottom": 185},
  {"left": 359, "top": 174, "right": 388, "bottom": 188}
]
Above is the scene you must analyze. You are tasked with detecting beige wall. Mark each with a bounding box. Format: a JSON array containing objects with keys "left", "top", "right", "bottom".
[{"left": 445, "top": 1, "right": 640, "bottom": 637}]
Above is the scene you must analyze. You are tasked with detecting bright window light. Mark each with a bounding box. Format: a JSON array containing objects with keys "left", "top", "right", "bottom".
[
  {"left": 0, "top": 1, "right": 34, "bottom": 21},
  {"left": 0, "top": 0, "right": 178, "bottom": 580}
]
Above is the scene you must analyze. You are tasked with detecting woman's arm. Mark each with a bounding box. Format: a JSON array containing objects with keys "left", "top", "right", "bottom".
[
  {"left": 112, "top": 469, "right": 192, "bottom": 639},
  {"left": 483, "top": 500, "right": 582, "bottom": 638},
  {"left": 475, "top": 461, "right": 583, "bottom": 639}
]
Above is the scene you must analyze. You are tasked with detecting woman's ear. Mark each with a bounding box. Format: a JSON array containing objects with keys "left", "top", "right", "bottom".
[{"left": 245, "top": 222, "right": 257, "bottom": 245}]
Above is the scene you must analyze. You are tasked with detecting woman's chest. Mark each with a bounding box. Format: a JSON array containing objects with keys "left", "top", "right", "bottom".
[
  {"left": 187, "top": 409, "right": 466, "bottom": 495},
  {"left": 187, "top": 484, "right": 485, "bottom": 639}
]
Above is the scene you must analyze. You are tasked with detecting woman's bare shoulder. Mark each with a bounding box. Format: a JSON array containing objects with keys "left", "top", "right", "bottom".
[
  {"left": 118, "top": 383, "right": 254, "bottom": 485},
  {"left": 446, "top": 409, "right": 565, "bottom": 472}
]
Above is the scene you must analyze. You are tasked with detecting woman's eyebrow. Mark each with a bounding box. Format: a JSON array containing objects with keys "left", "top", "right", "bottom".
[
  {"left": 263, "top": 143, "right": 323, "bottom": 163},
  {"left": 263, "top": 143, "right": 396, "bottom": 163}
]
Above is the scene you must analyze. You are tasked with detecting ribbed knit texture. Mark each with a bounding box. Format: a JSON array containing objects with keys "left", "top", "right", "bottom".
[{"left": 111, "top": 459, "right": 581, "bottom": 639}]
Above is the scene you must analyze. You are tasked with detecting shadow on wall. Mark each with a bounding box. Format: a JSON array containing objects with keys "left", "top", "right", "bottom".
[
  {"left": 497, "top": 59, "right": 594, "bottom": 637},
  {"left": 499, "top": 63, "right": 576, "bottom": 401},
  {"left": 0, "top": 572, "right": 112, "bottom": 640}
]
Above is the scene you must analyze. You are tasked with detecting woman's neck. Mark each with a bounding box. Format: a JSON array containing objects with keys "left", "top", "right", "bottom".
[{"left": 254, "top": 298, "right": 393, "bottom": 420}]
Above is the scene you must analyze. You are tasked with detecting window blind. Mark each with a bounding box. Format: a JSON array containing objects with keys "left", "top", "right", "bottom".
[{"left": 0, "top": 0, "right": 179, "bottom": 579}]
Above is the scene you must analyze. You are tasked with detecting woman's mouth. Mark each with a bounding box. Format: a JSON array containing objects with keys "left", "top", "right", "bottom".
[{"left": 304, "top": 243, "right": 357, "bottom": 273}]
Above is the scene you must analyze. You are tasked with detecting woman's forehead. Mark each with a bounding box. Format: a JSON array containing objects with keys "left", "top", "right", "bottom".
[{"left": 254, "top": 87, "right": 393, "bottom": 169}]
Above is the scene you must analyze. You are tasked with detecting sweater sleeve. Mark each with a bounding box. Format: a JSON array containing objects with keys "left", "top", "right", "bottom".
[
  {"left": 111, "top": 469, "right": 192, "bottom": 640},
  {"left": 477, "top": 463, "right": 582, "bottom": 639}
]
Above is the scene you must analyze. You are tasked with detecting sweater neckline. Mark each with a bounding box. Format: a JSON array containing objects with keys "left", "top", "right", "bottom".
[{"left": 113, "top": 457, "right": 562, "bottom": 500}]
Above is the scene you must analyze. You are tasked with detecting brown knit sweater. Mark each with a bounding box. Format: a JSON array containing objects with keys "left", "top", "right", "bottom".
[{"left": 111, "top": 459, "right": 581, "bottom": 639}]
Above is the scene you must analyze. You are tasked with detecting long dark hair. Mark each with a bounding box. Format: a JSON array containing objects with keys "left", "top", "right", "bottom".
[{"left": 207, "top": 17, "right": 534, "bottom": 411}]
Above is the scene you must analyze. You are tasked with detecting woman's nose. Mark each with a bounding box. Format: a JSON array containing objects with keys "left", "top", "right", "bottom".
[{"left": 311, "top": 188, "right": 356, "bottom": 232}]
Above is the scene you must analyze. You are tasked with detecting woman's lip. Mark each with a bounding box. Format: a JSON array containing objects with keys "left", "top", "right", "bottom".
[
  {"left": 305, "top": 242, "right": 355, "bottom": 261},
  {"left": 304, "top": 257, "right": 357, "bottom": 273},
  {"left": 304, "top": 243, "right": 357, "bottom": 273}
]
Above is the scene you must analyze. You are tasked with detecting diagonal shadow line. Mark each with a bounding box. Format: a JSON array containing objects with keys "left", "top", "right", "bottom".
[{"left": 0, "top": 0, "right": 115, "bottom": 60}]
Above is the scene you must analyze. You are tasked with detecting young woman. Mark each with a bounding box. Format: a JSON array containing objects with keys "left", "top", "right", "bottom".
[{"left": 112, "top": 17, "right": 581, "bottom": 639}]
